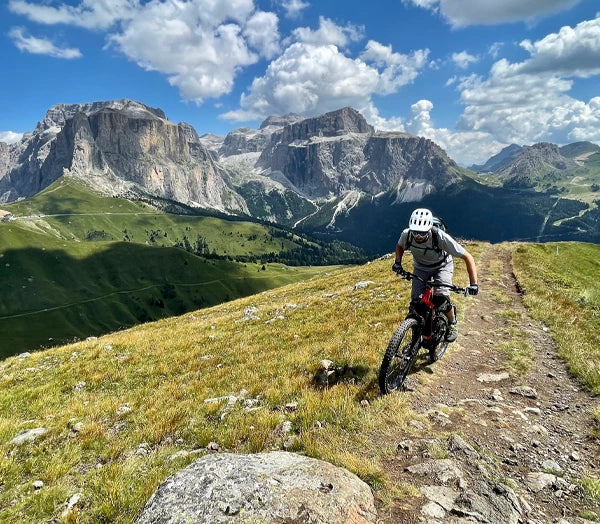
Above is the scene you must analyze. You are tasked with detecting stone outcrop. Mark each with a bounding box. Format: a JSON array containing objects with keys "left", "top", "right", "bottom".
[
  {"left": 401, "top": 434, "right": 523, "bottom": 524},
  {"left": 259, "top": 113, "right": 304, "bottom": 130},
  {"left": 197, "top": 133, "right": 224, "bottom": 154},
  {"left": 136, "top": 451, "right": 377, "bottom": 523},
  {"left": 10, "top": 428, "right": 49, "bottom": 445},
  {"left": 219, "top": 127, "right": 274, "bottom": 157}
]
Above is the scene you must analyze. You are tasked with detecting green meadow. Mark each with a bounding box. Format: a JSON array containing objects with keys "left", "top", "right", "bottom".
[
  {"left": 0, "top": 178, "right": 359, "bottom": 355},
  {"left": 511, "top": 242, "right": 600, "bottom": 501}
]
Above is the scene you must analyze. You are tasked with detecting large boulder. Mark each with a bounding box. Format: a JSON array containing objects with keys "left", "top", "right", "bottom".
[{"left": 136, "top": 451, "right": 377, "bottom": 523}]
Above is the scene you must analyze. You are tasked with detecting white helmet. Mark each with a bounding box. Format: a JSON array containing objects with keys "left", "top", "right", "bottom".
[{"left": 409, "top": 208, "right": 433, "bottom": 232}]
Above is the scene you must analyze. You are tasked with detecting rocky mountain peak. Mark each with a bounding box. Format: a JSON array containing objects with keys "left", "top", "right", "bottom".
[
  {"left": 469, "top": 143, "right": 523, "bottom": 173},
  {"left": 281, "top": 107, "right": 374, "bottom": 142},
  {"left": 0, "top": 99, "right": 248, "bottom": 212},
  {"left": 219, "top": 114, "right": 307, "bottom": 158},
  {"left": 526, "top": 142, "right": 561, "bottom": 155},
  {"left": 178, "top": 122, "right": 200, "bottom": 143},
  {"left": 499, "top": 142, "right": 572, "bottom": 178},
  {"left": 259, "top": 113, "right": 304, "bottom": 130},
  {"left": 36, "top": 99, "right": 166, "bottom": 133},
  {"left": 198, "top": 133, "right": 225, "bottom": 154}
]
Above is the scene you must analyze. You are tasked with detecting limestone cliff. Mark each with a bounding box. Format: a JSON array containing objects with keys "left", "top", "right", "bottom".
[
  {"left": 0, "top": 100, "right": 247, "bottom": 213},
  {"left": 255, "top": 108, "right": 460, "bottom": 200},
  {"left": 219, "top": 114, "right": 303, "bottom": 157},
  {"left": 1, "top": 101, "right": 464, "bottom": 225}
]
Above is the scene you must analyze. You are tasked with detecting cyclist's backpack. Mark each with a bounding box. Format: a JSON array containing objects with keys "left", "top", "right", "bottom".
[{"left": 406, "top": 216, "right": 449, "bottom": 259}]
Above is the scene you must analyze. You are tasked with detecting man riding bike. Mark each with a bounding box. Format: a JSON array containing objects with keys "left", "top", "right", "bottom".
[{"left": 393, "top": 208, "right": 478, "bottom": 342}]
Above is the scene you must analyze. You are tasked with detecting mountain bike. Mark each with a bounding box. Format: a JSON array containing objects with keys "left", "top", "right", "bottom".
[{"left": 379, "top": 270, "right": 469, "bottom": 394}]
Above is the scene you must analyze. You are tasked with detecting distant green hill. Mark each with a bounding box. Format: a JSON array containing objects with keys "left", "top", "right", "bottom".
[
  {"left": 0, "top": 178, "right": 362, "bottom": 356},
  {"left": 470, "top": 142, "right": 600, "bottom": 201},
  {"left": 3, "top": 178, "right": 365, "bottom": 265},
  {"left": 469, "top": 143, "right": 523, "bottom": 173}
]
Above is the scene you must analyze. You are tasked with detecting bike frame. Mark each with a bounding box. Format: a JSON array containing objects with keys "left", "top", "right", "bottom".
[
  {"left": 406, "top": 287, "right": 437, "bottom": 343},
  {"left": 400, "top": 270, "right": 466, "bottom": 345}
]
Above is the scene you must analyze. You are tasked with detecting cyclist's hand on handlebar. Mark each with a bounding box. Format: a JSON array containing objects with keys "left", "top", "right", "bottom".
[
  {"left": 392, "top": 262, "right": 409, "bottom": 278},
  {"left": 466, "top": 284, "right": 479, "bottom": 296}
]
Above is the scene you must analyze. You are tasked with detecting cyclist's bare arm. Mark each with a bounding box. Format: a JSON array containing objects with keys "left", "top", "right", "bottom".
[
  {"left": 395, "top": 245, "right": 404, "bottom": 263},
  {"left": 461, "top": 251, "right": 478, "bottom": 286}
]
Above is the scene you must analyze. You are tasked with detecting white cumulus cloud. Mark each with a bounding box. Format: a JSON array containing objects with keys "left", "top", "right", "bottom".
[
  {"left": 455, "top": 15, "right": 600, "bottom": 146},
  {"left": 8, "top": 0, "right": 137, "bottom": 30},
  {"left": 517, "top": 15, "right": 600, "bottom": 77},
  {"left": 222, "top": 29, "right": 429, "bottom": 122},
  {"left": 243, "top": 11, "right": 281, "bottom": 59},
  {"left": 281, "top": 0, "right": 309, "bottom": 19},
  {"left": 451, "top": 51, "right": 478, "bottom": 69},
  {"left": 9, "top": 27, "right": 82, "bottom": 59},
  {"left": 0, "top": 131, "right": 24, "bottom": 144},
  {"left": 221, "top": 42, "right": 380, "bottom": 120},
  {"left": 402, "top": 0, "right": 581, "bottom": 27},
  {"left": 9, "top": 0, "right": 281, "bottom": 102},
  {"left": 361, "top": 41, "right": 430, "bottom": 94},
  {"left": 107, "top": 1, "right": 279, "bottom": 102},
  {"left": 405, "top": 99, "right": 507, "bottom": 166},
  {"left": 290, "top": 16, "right": 364, "bottom": 47}
]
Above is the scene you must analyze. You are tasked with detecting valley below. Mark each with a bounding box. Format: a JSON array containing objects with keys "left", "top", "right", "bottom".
[{"left": 0, "top": 178, "right": 361, "bottom": 356}]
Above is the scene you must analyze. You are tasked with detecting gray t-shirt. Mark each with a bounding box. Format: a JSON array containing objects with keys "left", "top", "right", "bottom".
[{"left": 398, "top": 228, "right": 466, "bottom": 269}]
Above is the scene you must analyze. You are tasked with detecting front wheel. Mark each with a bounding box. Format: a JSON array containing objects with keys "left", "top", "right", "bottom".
[
  {"left": 428, "top": 314, "right": 449, "bottom": 363},
  {"left": 379, "top": 318, "right": 421, "bottom": 394}
]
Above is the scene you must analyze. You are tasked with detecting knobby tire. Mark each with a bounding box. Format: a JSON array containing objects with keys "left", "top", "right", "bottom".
[
  {"left": 379, "top": 317, "right": 420, "bottom": 394},
  {"left": 429, "top": 314, "right": 449, "bottom": 363}
]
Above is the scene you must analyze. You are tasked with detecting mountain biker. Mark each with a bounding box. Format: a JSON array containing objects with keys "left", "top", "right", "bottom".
[{"left": 392, "top": 208, "right": 478, "bottom": 342}]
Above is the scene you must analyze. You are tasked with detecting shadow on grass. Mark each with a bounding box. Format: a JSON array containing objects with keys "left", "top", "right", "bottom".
[{"left": 0, "top": 242, "right": 281, "bottom": 358}]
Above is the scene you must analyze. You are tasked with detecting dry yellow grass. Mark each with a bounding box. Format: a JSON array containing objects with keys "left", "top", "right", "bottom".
[{"left": 0, "top": 243, "right": 488, "bottom": 522}]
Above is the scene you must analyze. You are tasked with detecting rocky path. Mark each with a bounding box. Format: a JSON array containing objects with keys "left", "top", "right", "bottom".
[{"left": 376, "top": 244, "right": 600, "bottom": 523}]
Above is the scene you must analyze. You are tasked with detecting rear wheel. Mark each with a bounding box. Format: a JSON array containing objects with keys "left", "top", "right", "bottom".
[{"left": 379, "top": 318, "right": 421, "bottom": 394}]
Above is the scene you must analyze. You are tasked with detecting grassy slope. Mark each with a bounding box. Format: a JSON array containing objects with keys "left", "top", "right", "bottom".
[
  {"left": 511, "top": 242, "right": 600, "bottom": 500},
  {"left": 0, "top": 243, "right": 485, "bottom": 523},
  {"left": 0, "top": 222, "right": 333, "bottom": 355},
  {"left": 1, "top": 241, "right": 599, "bottom": 521},
  {"left": 0, "top": 179, "right": 350, "bottom": 355},
  {"left": 511, "top": 242, "right": 600, "bottom": 394}
]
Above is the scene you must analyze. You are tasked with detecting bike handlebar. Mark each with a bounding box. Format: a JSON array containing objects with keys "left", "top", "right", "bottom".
[{"left": 394, "top": 269, "right": 469, "bottom": 296}]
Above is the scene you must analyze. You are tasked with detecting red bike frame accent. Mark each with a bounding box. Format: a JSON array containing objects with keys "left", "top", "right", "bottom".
[{"left": 420, "top": 288, "right": 435, "bottom": 341}]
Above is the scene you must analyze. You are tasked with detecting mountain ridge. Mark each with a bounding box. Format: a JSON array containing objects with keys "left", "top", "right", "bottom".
[
  {"left": 0, "top": 101, "right": 466, "bottom": 210},
  {"left": 2, "top": 99, "right": 599, "bottom": 250}
]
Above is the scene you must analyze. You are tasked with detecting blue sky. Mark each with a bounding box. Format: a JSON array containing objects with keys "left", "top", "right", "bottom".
[{"left": 1, "top": 0, "right": 599, "bottom": 166}]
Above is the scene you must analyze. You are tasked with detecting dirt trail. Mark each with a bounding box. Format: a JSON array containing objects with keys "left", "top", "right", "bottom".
[{"left": 376, "top": 244, "right": 600, "bottom": 523}]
